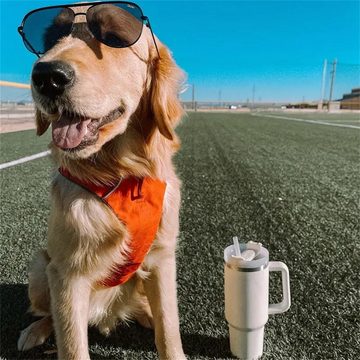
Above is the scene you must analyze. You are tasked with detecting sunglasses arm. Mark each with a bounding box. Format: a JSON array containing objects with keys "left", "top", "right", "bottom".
[
  {"left": 142, "top": 16, "right": 160, "bottom": 59},
  {"left": 18, "top": 26, "right": 40, "bottom": 58}
]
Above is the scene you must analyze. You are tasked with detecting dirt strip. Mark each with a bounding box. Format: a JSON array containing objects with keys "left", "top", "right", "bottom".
[{"left": 0, "top": 117, "right": 36, "bottom": 133}]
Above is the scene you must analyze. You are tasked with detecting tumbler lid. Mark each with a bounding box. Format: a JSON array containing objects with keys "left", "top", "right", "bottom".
[{"left": 224, "top": 241, "right": 269, "bottom": 271}]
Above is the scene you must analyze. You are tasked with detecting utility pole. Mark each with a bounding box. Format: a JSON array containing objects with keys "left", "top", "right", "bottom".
[
  {"left": 191, "top": 84, "right": 195, "bottom": 110},
  {"left": 318, "top": 59, "right": 327, "bottom": 110},
  {"left": 252, "top": 85, "right": 256, "bottom": 109},
  {"left": 218, "top": 90, "right": 222, "bottom": 108},
  {"left": 328, "top": 59, "right": 337, "bottom": 108}
]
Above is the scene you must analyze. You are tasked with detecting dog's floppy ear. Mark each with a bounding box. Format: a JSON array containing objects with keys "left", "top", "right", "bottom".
[
  {"left": 150, "top": 45, "right": 184, "bottom": 141},
  {"left": 35, "top": 108, "right": 50, "bottom": 136}
]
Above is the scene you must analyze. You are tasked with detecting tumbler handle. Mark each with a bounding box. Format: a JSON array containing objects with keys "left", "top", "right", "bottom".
[{"left": 268, "top": 261, "right": 291, "bottom": 315}]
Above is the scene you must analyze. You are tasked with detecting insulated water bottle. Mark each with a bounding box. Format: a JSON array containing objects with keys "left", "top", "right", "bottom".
[{"left": 224, "top": 240, "right": 291, "bottom": 360}]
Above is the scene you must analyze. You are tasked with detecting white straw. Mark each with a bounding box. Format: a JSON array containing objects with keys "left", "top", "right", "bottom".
[{"left": 233, "top": 236, "right": 241, "bottom": 257}]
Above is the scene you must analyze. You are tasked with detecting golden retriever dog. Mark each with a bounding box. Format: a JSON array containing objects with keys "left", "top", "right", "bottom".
[{"left": 17, "top": 3, "right": 186, "bottom": 359}]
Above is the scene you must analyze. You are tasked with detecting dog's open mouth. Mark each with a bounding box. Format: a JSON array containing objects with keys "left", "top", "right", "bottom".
[{"left": 52, "top": 106, "right": 124, "bottom": 150}]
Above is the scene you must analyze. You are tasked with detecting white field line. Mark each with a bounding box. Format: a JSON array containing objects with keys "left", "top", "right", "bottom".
[
  {"left": 0, "top": 150, "right": 50, "bottom": 170},
  {"left": 254, "top": 113, "right": 360, "bottom": 129}
]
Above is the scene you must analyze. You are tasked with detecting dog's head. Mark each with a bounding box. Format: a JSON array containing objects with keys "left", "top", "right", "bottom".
[{"left": 31, "top": 4, "right": 184, "bottom": 160}]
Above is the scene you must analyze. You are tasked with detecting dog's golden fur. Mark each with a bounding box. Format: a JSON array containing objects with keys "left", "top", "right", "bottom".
[{"left": 18, "top": 5, "right": 186, "bottom": 359}]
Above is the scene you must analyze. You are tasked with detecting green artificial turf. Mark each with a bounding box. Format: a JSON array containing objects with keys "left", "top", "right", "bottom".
[
  {"left": 261, "top": 111, "right": 360, "bottom": 126},
  {"left": 1, "top": 112, "right": 359, "bottom": 359},
  {"left": 0, "top": 130, "right": 52, "bottom": 164}
]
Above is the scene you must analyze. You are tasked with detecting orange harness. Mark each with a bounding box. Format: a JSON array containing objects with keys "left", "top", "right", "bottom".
[{"left": 59, "top": 168, "right": 166, "bottom": 287}]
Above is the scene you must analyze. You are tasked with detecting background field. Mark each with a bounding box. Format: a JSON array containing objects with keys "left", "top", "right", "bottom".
[
  {"left": 1, "top": 112, "right": 359, "bottom": 359},
  {"left": 257, "top": 111, "right": 360, "bottom": 126}
]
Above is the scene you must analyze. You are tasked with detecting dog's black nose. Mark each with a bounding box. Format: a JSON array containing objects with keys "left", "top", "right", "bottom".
[{"left": 32, "top": 61, "right": 75, "bottom": 98}]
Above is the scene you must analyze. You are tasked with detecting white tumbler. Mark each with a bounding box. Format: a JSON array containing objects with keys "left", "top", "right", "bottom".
[{"left": 224, "top": 241, "right": 291, "bottom": 360}]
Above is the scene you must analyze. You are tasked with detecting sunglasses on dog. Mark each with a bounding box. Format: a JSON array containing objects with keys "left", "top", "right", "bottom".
[{"left": 18, "top": 1, "right": 160, "bottom": 57}]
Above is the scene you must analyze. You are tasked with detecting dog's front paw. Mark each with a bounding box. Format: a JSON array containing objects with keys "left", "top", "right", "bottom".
[{"left": 17, "top": 316, "right": 53, "bottom": 351}]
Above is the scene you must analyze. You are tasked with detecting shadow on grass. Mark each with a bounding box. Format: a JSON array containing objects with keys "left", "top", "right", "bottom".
[
  {"left": 0, "top": 283, "right": 57, "bottom": 360},
  {"left": 0, "top": 284, "right": 232, "bottom": 359},
  {"left": 182, "top": 334, "right": 232, "bottom": 358}
]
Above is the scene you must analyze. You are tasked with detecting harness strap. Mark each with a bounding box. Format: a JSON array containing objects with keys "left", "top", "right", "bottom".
[{"left": 59, "top": 167, "right": 166, "bottom": 287}]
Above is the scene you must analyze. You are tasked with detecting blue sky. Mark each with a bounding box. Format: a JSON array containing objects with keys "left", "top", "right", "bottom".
[{"left": 1, "top": 0, "right": 359, "bottom": 102}]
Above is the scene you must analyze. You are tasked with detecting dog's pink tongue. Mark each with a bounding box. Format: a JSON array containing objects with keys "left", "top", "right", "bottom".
[{"left": 52, "top": 114, "right": 91, "bottom": 149}]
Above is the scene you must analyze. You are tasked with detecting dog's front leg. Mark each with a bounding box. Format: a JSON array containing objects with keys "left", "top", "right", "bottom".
[
  {"left": 47, "top": 263, "right": 91, "bottom": 360},
  {"left": 144, "top": 255, "right": 186, "bottom": 360}
]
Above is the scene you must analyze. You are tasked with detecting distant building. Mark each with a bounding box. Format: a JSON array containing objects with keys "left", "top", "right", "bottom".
[
  {"left": 340, "top": 88, "right": 360, "bottom": 110},
  {"left": 285, "top": 102, "right": 317, "bottom": 109}
]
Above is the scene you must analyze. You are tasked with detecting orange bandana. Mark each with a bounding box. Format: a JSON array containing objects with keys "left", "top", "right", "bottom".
[{"left": 59, "top": 168, "right": 166, "bottom": 287}]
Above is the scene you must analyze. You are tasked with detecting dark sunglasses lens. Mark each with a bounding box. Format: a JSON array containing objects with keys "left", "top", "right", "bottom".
[
  {"left": 87, "top": 3, "right": 143, "bottom": 48},
  {"left": 22, "top": 8, "right": 74, "bottom": 54}
]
